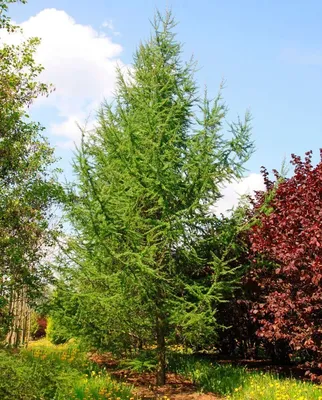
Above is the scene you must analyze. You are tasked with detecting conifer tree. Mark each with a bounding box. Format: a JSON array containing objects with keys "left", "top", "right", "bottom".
[{"left": 65, "top": 11, "right": 253, "bottom": 384}]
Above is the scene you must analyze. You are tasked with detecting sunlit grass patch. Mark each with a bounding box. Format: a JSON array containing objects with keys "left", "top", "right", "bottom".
[
  {"left": 71, "top": 374, "right": 135, "bottom": 400},
  {"left": 22, "top": 339, "right": 136, "bottom": 399},
  {"left": 168, "top": 352, "right": 322, "bottom": 399},
  {"left": 25, "top": 338, "right": 90, "bottom": 372},
  {"left": 229, "top": 373, "right": 322, "bottom": 400},
  {"left": 168, "top": 352, "right": 248, "bottom": 395}
]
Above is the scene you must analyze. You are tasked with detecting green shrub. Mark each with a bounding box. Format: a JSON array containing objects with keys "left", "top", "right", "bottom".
[
  {"left": 46, "top": 315, "right": 72, "bottom": 345},
  {"left": 30, "top": 311, "right": 40, "bottom": 339},
  {"left": 0, "top": 297, "right": 10, "bottom": 342},
  {"left": 120, "top": 350, "right": 158, "bottom": 373},
  {"left": 0, "top": 350, "right": 60, "bottom": 399}
]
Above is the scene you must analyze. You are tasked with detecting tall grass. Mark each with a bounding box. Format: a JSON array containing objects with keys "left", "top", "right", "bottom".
[
  {"left": 168, "top": 353, "right": 247, "bottom": 395},
  {"left": 21, "top": 339, "right": 136, "bottom": 400},
  {"left": 168, "top": 352, "right": 322, "bottom": 399}
]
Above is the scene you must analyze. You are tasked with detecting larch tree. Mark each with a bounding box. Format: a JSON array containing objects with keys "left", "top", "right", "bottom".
[
  {"left": 64, "top": 11, "right": 253, "bottom": 385},
  {"left": 0, "top": 0, "right": 61, "bottom": 346}
]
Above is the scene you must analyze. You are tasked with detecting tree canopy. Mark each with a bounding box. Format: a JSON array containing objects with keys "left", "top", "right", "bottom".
[
  {"left": 249, "top": 151, "right": 322, "bottom": 370},
  {"left": 61, "top": 11, "right": 254, "bottom": 384},
  {"left": 0, "top": 0, "right": 61, "bottom": 345}
]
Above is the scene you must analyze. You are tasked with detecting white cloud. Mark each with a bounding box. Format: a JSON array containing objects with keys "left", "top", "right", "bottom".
[
  {"left": 101, "top": 19, "right": 121, "bottom": 36},
  {"left": 1, "top": 9, "right": 125, "bottom": 148},
  {"left": 50, "top": 109, "right": 98, "bottom": 148},
  {"left": 214, "top": 173, "right": 265, "bottom": 215}
]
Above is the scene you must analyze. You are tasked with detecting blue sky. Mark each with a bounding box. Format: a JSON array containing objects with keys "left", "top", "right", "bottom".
[{"left": 6, "top": 0, "right": 322, "bottom": 209}]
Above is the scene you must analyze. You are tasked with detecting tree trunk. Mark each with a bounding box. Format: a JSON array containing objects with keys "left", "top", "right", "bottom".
[
  {"left": 6, "top": 289, "right": 17, "bottom": 346},
  {"left": 156, "top": 313, "right": 166, "bottom": 385},
  {"left": 6, "top": 286, "right": 31, "bottom": 347}
]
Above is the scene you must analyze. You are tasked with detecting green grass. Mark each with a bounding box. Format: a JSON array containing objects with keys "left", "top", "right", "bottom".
[
  {"left": 0, "top": 339, "right": 136, "bottom": 400},
  {"left": 168, "top": 353, "right": 248, "bottom": 395},
  {"left": 228, "top": 373, "right": 322, "bottom": 400},
  {"left": 167, "top": 352, "right": 322, "bottom": 400}
]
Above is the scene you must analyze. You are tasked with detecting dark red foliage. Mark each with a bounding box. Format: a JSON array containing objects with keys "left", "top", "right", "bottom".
[
  {"left": 33, "top": 316, "right": 47, "bottom": 339},
  {"left": 249, "top": 150, "right": 322, "bottom": 366}
]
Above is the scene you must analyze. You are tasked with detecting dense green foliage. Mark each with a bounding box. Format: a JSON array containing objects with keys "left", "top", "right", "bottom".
[
  {"left": 46, "top": 316, "right": 72, "bottom": 345},
  {"left": 58, "top": 11, "right": 254, "bottom": 383},
  {"left": 0, "top": 0, "right": 62, "bottom": 344}
]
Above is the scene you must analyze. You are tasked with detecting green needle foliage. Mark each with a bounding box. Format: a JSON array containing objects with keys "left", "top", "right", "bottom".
[{"left": 62, "top": 11, "right": 254, "bottom": 385}]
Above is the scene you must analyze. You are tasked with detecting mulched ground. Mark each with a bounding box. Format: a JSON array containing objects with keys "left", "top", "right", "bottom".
[
  {"left": 115, "top": 370, "right": 222, "bottom": 399},
  {"left": 90, "top": 352, "right": 223, "bottom": 399}
]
